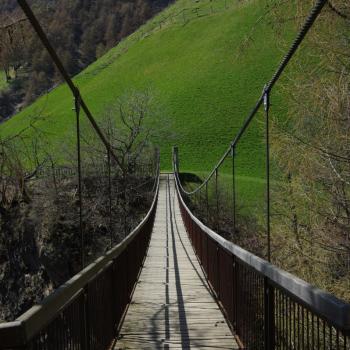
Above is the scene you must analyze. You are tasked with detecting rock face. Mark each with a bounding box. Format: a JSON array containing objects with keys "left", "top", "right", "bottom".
[
  {"left": 0, "top": 205, "right": 49, "bottom": 321},
  {"left": 0, "top": 175, "right": 153, "bottom": 322}
]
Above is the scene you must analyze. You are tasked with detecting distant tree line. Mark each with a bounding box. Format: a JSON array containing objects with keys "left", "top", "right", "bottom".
[{"left": 0, "top": 0, "right": 171, "bottom": 119}]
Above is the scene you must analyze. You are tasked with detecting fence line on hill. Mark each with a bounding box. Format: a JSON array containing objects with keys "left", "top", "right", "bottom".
[{"left": 87, "top": 0, "right": 238, "bottom": 75}]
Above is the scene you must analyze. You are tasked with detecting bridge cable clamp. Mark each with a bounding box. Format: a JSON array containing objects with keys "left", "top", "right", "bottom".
[
  {"left": 74, "top": 87, "right": 81, "bottom": 114},
  {"left": 263, "top": 85, "right": 270, "bottom": 113}
]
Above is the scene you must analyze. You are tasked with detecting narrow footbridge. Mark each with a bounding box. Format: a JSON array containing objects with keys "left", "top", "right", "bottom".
[
  {"left": 1, "top": 170, "right": 350, "bottom": 349},
  {"left": 1, "top": 0, "right": 350, "bottom": 349},
  {"left": 115, "top": 175, "right": 238, "bottom": 349}
]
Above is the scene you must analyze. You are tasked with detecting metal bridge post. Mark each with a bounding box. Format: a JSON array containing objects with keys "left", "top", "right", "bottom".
[
  {"left": 232, "top": 256, "right": 237, "bottom": 329},
  {"left": 107, "top": 149, "right": 113, "bottom": 249},
  {"left": 264, "top": 86, "right": 271, "bottom": 263},
  {"left": 195, "top": 191, "right": 198, "bottom": 213},
  {"left": 74, "top": 89, "right": 84, "bottom": 269},
  {"left": 205, "top": 182, "right": 209, "bottom": 224},
  {"left": 216, "top": 243, "right": 220, "bottom": 298},
  {"left": 80, "top": 287, "right": 90, "bottom": 350},
  {"left": 198, "top": 186, "right": 201, "bottom": 217},
  {"left": 215, "top": 169, "right": 219, "bottom": 231},
  {"left": 264, "top": 278, "right": 275, "bottom": 350},
  {"left": 173, "top": 146, "right": 179, "bottom": 173},
  {"left": 231, "top": 144, "right": 236, "bottom": 234}
]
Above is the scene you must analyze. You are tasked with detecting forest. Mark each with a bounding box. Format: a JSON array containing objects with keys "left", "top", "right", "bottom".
[{"left": 0, "top": 0, "right": 170, "bottom": 119}]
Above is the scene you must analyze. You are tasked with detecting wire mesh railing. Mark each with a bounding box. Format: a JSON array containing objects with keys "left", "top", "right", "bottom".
[
  {"left": 174, "top": 0, "right": 330, "bottom": 261},
  {"left": 173, "top": 0, "right": 350, "bottom": 348},
  {"left": 0, "top": 0, "right": 160, "bottom": 345},
  {"left": 0, "top": 173, "right": 159, "bottom": 349},
  {"left": 174, "top": 155, "right": 350, "bottom": 349}
]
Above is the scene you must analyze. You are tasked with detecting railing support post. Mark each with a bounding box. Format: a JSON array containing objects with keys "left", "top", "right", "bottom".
[
  {"left": 232, "top": 256, "right": 237, "bottom": 329},
  {"left": 198, "top": 186, "right": 202, "bottom": 218},
  {"left": 205, "top": 182, "right": 209, "bottom": 224},
  {"left": 74, "top": 89, "right": 84, "bottom": 269},
  {"left": 231, "top": 144, "right": 236, "bottom": 234},
  {"left": 264, "top": 86, "right": 271, "bottom": 262},
  {"left": 173, "top": 146, "right": 179, "bottom": 173},
  {"left": 264, "top": 278, "right": 275, "bottom": 350},
  {"left": 81, "top": 288, "right": 90, "bottom": 350},
  {"left": 107, "top": 149, "right": 113, "bottom": 249},
  {"left": 215, "top": 169, "right": 219, "bottom": 231},
  {"left": 216, "top": 244, "right": 220, "bottom": 298}
]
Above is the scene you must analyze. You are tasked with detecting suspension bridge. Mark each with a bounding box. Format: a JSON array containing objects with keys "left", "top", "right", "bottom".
[{"left": 1, "top": 0, "right": 350, "bottom": 349}]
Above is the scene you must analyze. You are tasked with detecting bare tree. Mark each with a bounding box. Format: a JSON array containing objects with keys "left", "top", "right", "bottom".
[
  {"left": 0, "top": 124, "right": 49, "bottom": 214},
  {"left": 270, "top": 0, "right": 350, "bottom": 299},
  {"left": 102, "top": 90, "right": 156, "bottom": 236},
  {"left": 75, "top": 90, "right": 158, "bottom": 239}
]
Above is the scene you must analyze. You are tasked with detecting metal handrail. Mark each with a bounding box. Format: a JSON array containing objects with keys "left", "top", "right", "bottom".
[
  {"left": 1, "top": 2, "right": 162, "bottom": 348},
  {"left": 176, "top": 0, "right": 328, "bottom": 197},
  {"left": 173, "top": 160, "right": 350, "bottom": 332},
  {"left": 0, "top": 171, "right": 160, "bottom": 348}
]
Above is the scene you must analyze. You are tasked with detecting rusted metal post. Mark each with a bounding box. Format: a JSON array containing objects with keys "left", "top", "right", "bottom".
[
  {"left": 264, "top": 278, "right": 275, "bottom": 350},
  {"left": 107, "top": 149, "right": 112, "bottom": 249},
  {"left": 216, "top": 243, "right": 220, "bottom": 298},
  {"left": 173, "top": 146, "right": 179, "bottom": 173},
  {"left": 206, "top": 182, "right": 209, "bottom": 224},
  {"left": 232, "top": 256, "right": 237, "bottom": 329},
  {"left": 231, "top": 144, "right": 236, "bottom": 234},
  {"left": 74, "top": 89, "right": 84, "bottom": 269},
  {"left": 264, "top": 87, "right": 271, "bottom": 262},
  {"left": 215, "top": 169, "right": 219, "bottom": 231}
]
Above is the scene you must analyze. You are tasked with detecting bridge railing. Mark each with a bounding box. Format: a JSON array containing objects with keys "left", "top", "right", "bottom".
[
  {"left": 172, "top": 0, "right": 350, "bottom": 346},
  {"left": 0, "top": 0, "right": 159, "bottom": 344},
  {"left": 173, "top": 150, "right": 350, "bottom": 349},
  {"left": 172, "top": 0, "right": 336, "bottom": 263},
  {"left": 0, "top": 167, "right": 159, "bottom": 350}
]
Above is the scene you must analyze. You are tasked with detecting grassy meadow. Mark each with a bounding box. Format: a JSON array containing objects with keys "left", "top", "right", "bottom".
[{"left": 1, "top": 0, "right": 295, "bottom": 178}]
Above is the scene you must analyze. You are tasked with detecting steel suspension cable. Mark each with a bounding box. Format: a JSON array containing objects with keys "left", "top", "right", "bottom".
[
  {"left": 16, "top": 0, "right": 122, "bottom": 171},
  {"left": 175, "top": 0, "right": 328, "bottom": 196}
]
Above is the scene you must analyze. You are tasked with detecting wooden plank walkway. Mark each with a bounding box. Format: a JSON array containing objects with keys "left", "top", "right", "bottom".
[{"left": 114, "top": 175, "right": 238, "bottom": 349}]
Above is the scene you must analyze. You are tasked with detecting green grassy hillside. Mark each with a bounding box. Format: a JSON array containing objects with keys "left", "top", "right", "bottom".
[
  {"left": 0, "top": 71, "right": 8, "bottom": 91},
  {"left": 1, "top": 0, "right": 294, "bottom": 173}
]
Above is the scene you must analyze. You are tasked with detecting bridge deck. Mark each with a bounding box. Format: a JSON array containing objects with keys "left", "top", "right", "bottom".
[{"left": 114, "top": 175, "right": 238, "bottom": 349}]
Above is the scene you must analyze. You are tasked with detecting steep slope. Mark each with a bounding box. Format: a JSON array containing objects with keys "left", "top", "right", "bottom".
[
  {"left": 0, "top": 0, "right": 294, "bottom": 171},
  {"left": 0, "top": 0, "right": 170, "bottom": 118}
]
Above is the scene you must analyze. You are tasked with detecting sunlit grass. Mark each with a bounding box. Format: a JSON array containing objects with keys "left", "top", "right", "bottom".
[{"left": 1, "top": 0, "right": 295, "bottom": 175}]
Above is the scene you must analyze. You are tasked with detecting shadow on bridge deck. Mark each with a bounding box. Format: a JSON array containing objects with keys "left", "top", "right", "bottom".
[{"left": 114, "top": 175, "right": 238, "bottom": 349}]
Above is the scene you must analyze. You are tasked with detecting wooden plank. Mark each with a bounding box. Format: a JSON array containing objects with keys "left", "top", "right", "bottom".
[{"left": 114, "top": 175, "right": 238, "bottom": 349}]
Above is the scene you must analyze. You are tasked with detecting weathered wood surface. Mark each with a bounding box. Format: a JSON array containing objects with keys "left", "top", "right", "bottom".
[{"left": 114, "top": 175, "right": 238, "bottom": 349}]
